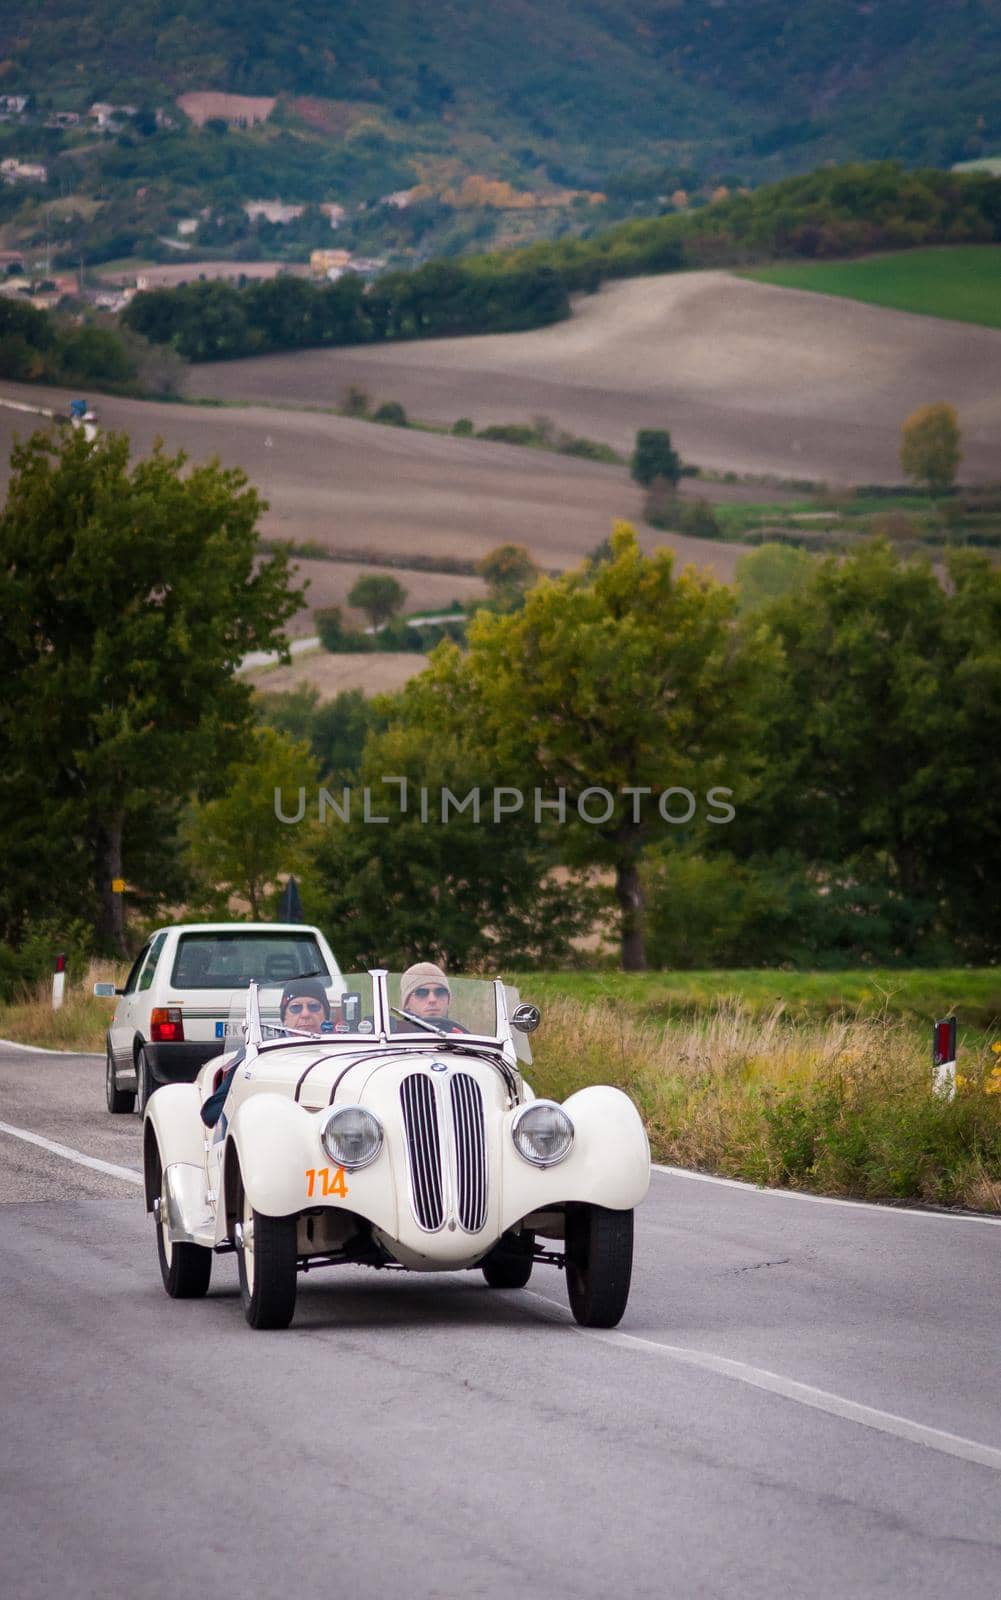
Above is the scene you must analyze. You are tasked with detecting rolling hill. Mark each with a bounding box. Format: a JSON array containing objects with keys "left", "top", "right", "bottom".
[{"left": 3, "top": 1, "right": 1001, "bottom": 199}]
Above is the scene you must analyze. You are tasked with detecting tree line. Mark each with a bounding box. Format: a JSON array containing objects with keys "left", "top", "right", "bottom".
[
  {"left": 2, "top": 425, "right": 999, "bottom": 980},
  {"left": 121, "top": 258, "right": 569, "bottom": 362},
  {"left": 119, "top": 161, "right": 1001, "bottom": 363}
]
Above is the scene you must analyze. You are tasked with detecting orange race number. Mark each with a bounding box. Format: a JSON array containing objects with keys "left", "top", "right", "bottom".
[{"left": 305, "top": 1166, "right": 349, "bottom": 1199}]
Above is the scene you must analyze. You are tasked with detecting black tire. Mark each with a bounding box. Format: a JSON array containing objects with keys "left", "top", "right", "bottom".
[
  {"left": 236, "top": 1174, "right": 298, "bottom": 1330},
  {"left": 136, "top": 1046, "right": 154, "bottom": 1116},
  {"left": 152, "top": 1148, "right": 212, "bottom": 1299},
  {"left": 565, "top": 1204, "right": 633, "bottom": 1329},
  {"left": 482, "top": 1232, "right": 534, "bottom": 1289},
  {"left": 106, "top": 1042, "right": 135, "bottom": 1115}
]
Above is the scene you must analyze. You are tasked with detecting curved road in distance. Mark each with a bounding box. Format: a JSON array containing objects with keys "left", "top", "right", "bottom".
[{"left": 2, "top": 1041, "right": 1000, "bottom": 1600}]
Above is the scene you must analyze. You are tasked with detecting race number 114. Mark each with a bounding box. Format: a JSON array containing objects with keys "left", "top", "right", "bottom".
[{"left": 305, "top": 1166, "right": 349, "bottom": 1199}]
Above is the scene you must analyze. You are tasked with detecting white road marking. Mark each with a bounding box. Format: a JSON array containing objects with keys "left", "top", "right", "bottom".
[
  {"left": 522, "top": 1289, "right": 1001, "bottom": 1473},
  {"left": 0, "top": 1037, "right": 99, "bottom": 1056},
  {"left": 0, "top": 1121, "right": 142, "bottom": 1185},
  {"left": 652, "top": 1162, "right": 1001, "bottom": 1226}
]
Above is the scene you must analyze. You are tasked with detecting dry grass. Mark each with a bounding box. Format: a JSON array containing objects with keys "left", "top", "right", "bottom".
[
  {"left": 0, "top": 963, "right": 121, "bottom": 1053},
  {"left": 530, "top": 999, "right": 1001, "bottom": 1211}
]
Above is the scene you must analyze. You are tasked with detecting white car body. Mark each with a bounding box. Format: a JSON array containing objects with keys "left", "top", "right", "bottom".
[
  {"left": 143, "top": 970, "right": 651, "bottom": 1328},
  {"left": 102, "top": 921, "right": 341, "bottom": 1114}
]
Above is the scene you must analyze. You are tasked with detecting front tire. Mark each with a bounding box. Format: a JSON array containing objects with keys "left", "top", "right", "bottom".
[
  {"left": 106, "top": 1042, "right": 135, "bottom": 1114},
  {"left": 153, "top": 1150, "right": 212, "bottom": 1299},
  {"left": 482, "top": 1232, "right": 534, "bottom": 1289},
  {"left": 236, "top": 1175, "right": 298, "bottom": 1330},
  {"left": 565, "top": 1204, "right": 633, "bottom": 1328}
]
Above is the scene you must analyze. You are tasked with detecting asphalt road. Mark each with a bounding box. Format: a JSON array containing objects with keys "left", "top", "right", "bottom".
[{"left": 3, "top": 1042, "right": 1001, "bottom": 1600}]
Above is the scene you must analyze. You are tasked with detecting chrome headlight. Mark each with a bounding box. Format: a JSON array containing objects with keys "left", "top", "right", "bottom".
[
  {"left": 512, "top": 1101, "right": 574, "bottom": 1167},
  {"left": 320, "top": 1106, "right": 383, "bottom": 1171}
]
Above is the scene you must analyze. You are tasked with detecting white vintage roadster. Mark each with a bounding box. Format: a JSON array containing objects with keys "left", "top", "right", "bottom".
[{"left": 142, "top": 970, "right": 650, "bottom": 1330}]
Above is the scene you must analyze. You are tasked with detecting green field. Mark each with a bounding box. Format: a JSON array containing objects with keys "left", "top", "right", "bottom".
[
  {"left": 742, "top": 246, "right": 1001, "bottom": 329},
  {"left": 508, "top": 968, "right": 1001, "bottom": 1029}
]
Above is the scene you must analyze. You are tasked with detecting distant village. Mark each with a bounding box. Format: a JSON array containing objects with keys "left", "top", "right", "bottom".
[{"left": 0, "top": 91, "right": 415, "bottom": 313}]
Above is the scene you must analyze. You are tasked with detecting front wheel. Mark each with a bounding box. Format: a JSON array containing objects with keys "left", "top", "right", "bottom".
[
  {"left": 106, "top": 1043, "right": 135, "bottom": 1114},
  {"left": 153, "top": 1151, "right": 211, "bottom": 1299},
  {"left": 565, "top": 1204, "right": 633, "bottom": 1328},
  {"left": 482, "top": 1232, "right": 534, "bottom": 1289},
  {"left": 236, "top": 1175, "right": 298, "bottom": 1330}
]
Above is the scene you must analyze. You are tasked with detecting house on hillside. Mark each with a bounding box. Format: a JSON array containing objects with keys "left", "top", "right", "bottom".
[
  {"left": 244, "top": 200, "right": 306, "bottom": 225},
  {"left": 1, "top": 159, "right": 48, "bottom": 184},
  {"left": 310, "top": 248, "right": 352, "bottom": 278}
]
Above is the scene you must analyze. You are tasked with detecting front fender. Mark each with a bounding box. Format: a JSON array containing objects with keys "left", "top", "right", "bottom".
[
  {"left": 500, "top": 1085, "right": 650, "bottom": 1232},
  {"left": 224, "top": 1093, "right": 401, "bottom": 1238},
  {"left": 143, "top": 1082, "right": 204, "bottom": 1211}
]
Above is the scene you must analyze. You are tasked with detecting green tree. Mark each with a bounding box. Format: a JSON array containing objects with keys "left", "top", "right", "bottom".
[
  {"left": 631, "top": 428, "right": 682, "bottom": 488},
  {"left": 899, "top": 402, "right": 962, "bottom": 494},
  {"left": 742, "top": 540, "right": 1001, "bottom": 958},
  {"left": 307, "top": 719, "right": 596, "bottom": 970},
  {"left": 347, "top": 573, "right": 408, "bottom": 630},
  {"left": 735, "top": 542, "right": 814, "bottom": 613},
  {"left": 406, "top": 523, "right": 773, "bottom": 969},
  {"left": 186, "top": 726, "right": 319, "bottom": 917},
  {"left": 0, "top": 428, "right": 303, "bottom": 951},
  {"left": 475, "top": 543, "right": 540, "bottom": 610}
]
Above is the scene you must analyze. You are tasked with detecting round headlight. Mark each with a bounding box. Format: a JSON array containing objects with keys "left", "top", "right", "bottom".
[
  {"left": 320, "top": 1106, "right": 383, "bottom": 1171},
  {"left": 512, "top": 1101, "right": 574, "bottom": 1167}
]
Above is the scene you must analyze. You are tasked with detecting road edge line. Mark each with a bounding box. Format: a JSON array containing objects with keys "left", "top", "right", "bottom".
[
  {"left": 0, "top": 1120, "right": 143, "bottom": 1186},
  {"left": 651, "top": 1162, "right": 1001, "bottom": 1226}
]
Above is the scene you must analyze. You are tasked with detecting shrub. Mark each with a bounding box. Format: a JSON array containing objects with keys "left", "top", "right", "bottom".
[
  {"left": 476, "top": 423, "right": 539, "bottom": 446},
  {"left": 642, "top": 475, "right": 681, "bottom": 529},
  {"left": 557, "top": 435, "right": 621, "bottom": 464},
  {"left": 314, "top": 606, "right": 373, "bottom": 653},
  {"left": 452, "top": 417, "right": 474, "bottom": 436},
  {"left": 373, "top": 400, "right": 408, "bottom": 427},
  {"left": 679, "top": 498, "right": 722, "bottom": 538},
  {"left": 342, "top": 383, "right": 371, "bottom": 418}
]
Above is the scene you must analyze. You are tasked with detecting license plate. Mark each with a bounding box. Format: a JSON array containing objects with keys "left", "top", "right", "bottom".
[{"left": 215, "top": 1020, "right": 243, "bottom": 1039}]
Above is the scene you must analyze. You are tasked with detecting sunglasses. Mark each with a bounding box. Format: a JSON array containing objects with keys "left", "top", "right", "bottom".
[
  {"left": 413, "top": 985, "right": 449, "bottom": 1000},
  {"left": 285, "top": 999, "right": 325, "bottom": 1015}
]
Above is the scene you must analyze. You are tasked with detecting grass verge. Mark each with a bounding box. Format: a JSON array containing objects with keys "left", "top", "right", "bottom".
[
  {"left": 528, "top": 998, "right": 1001, "bottom": 1210},
  {"left": 0, "top": 966, "right": 120, "bottom": 1053}
]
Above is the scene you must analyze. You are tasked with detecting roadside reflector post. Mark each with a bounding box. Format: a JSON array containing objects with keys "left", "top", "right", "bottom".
[
  {"left": 52, "top": 952, "right": 67, "bottom": 1011},
  {"left": 932, "top": 1017, "right": 957, "bottom": 1102}
]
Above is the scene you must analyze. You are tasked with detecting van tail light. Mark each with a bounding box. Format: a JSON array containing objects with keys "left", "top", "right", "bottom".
[{"left": 150, "top": 1006, "right": 184, "bottom": 1043}]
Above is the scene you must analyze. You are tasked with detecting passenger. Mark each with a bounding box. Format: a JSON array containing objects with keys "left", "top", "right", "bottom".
[
  {"left": 396, "top": 963, "right": 468, "bottom": 1034},
  {"left": 200, "top": 978, "right": 331, "bottom": 1128}
]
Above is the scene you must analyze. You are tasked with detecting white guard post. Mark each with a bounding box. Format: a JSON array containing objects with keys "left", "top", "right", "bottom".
[
  {"left": 932, "top": 1017, "right": 957, "bottom": 1102},
  {"left": 51, "top": 953, "right": 66, "bottom": 1011}
]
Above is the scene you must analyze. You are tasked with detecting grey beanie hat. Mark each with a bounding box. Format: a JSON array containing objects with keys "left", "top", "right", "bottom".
[{"left": 401, "top": 962, "right": 451, "bottom": 1007}]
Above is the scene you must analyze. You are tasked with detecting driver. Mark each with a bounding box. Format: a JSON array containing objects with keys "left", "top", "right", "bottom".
[
  {"left": 278, "top": 978, "right": 331, "bottom": 1035},
  {"left": 396, "top": 963, "right": 468, "bottom": 1033},
  {"left": 200, "top": 979, "right": 332, "bottom": 1128}
]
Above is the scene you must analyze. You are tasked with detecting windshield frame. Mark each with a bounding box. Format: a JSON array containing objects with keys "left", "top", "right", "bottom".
[{"left": 242, "top": 970, "right": 519, "bottom": 1060}]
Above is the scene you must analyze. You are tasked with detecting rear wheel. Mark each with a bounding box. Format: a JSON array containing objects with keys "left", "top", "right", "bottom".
[
  {"left": 565, "top": 1205, "right": 633, "bottom": 1328},
  {"left": 236, "top": 1175, "right": 298, "bottom": 1330},
  {"left": 481, "top": 1231, "right": 534, "bottom": 1289},
  {"left": 152, "top": 1149, "right": 212, "bottom": 1299},
  {"left": 106, "top": 1043, "right": 135, "bottom": 1114}
]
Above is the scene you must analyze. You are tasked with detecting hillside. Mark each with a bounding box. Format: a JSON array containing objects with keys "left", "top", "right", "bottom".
[
  {"left": 182, "top": 269, "right": 1001, "bottom": 485},
  {"left": 1, "top": 2, "right": 1000, "bottom": 268}
]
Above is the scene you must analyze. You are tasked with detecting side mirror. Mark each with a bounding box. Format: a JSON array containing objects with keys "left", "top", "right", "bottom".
[
  {"left": 511, "top": 1003, "right": 541, "bottom": 1034},
  {"left": 93, "top": 982, "right": 121, "bottom": 998}
]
